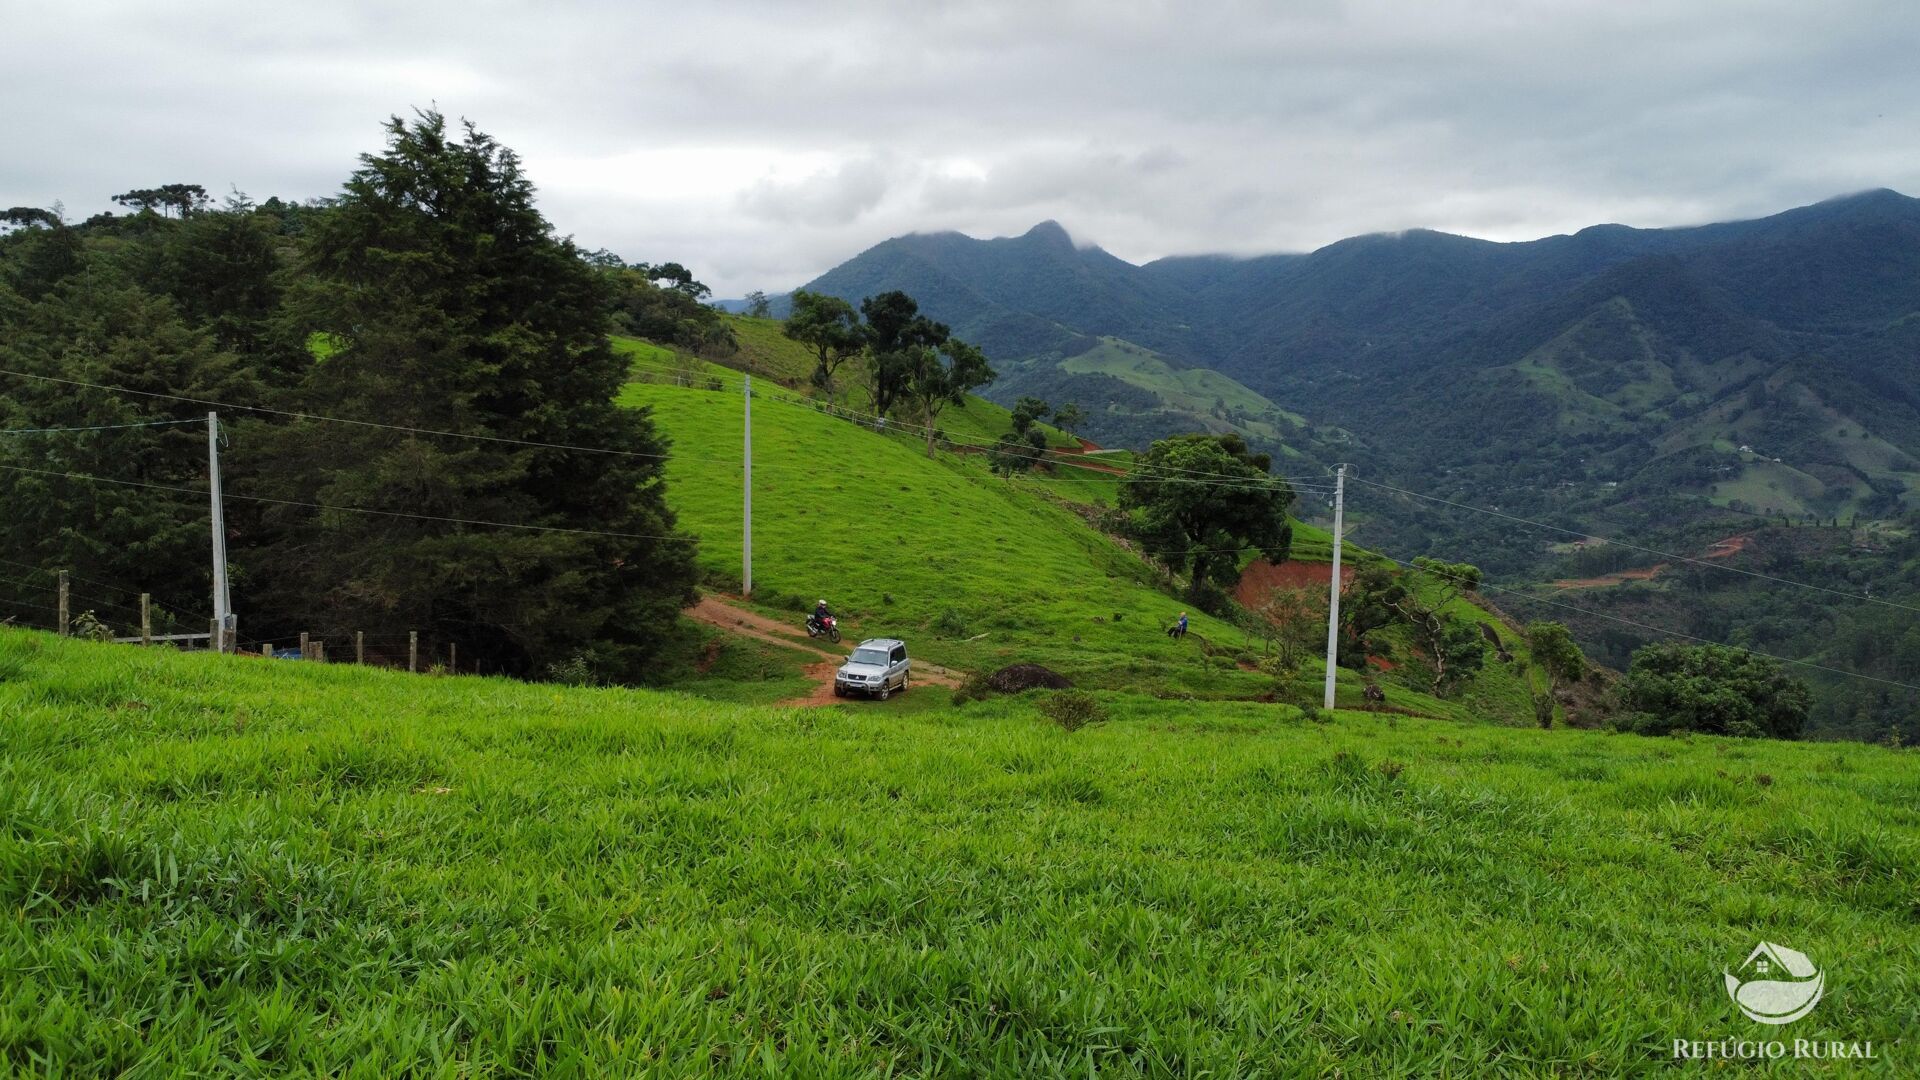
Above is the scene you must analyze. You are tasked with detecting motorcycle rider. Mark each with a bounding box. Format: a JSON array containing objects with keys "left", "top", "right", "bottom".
[{"left": 810, "top": 598, "right": 834, "bottom": 633}]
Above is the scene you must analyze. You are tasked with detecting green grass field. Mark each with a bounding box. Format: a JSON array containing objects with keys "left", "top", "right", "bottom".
[
  {"left": 616, "top": 377, "right": 1276, "bottom": 698},
  {"left": 2, "top": 630, "right": 1913, "bottom": 1075},
  {"left": 619, "top": 374, "right": 1551, "bottom": 720}
]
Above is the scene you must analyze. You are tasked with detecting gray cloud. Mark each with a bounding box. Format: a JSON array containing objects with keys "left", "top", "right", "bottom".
[{"left": 6, "top": 1, "right": 1918, "bottom": 295}]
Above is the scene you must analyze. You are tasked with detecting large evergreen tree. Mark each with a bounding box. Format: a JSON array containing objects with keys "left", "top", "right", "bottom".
[
  {"left": 250, "top": 112, "right": 696, "bottom": 678},
  {"left": 0, "top": 220, "right": 249, "bottom": 635}
]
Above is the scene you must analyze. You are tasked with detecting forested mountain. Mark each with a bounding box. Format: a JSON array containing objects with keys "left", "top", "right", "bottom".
[
  {"left": 762, "top": 190, "right": 1920, "bottom": 738},
  {"left": 769, "top": 189, "right": 1920, "bottom": 522}
]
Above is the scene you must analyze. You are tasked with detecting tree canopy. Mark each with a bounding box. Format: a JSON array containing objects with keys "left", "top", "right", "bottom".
[
  {"left": 1119, "top": 433, "right": 1293, "bottom": 598},
  {"left": 1619, "top": 642, "right": 1810, "bottom": 738},
  {"left": 0, "top": 112, "right": 699, "bottom": 681},
  {"left": 784, "top": 289, "right": 867, "bottom": 390}
]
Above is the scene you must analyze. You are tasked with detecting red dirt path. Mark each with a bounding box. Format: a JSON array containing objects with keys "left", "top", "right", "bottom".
[{"left": 683, "top": 595, "right": 962, "bottom": 707}]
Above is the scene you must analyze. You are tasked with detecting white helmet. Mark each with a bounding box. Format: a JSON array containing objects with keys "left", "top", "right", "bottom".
[{"left": 818, "top": 599, "right": 827, "bottom": 606}]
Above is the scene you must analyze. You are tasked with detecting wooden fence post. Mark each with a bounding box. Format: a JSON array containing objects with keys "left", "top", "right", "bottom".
[
  {"left": 449, "top": 642, "right": 457, "bottom": 673},
  {"left": 210, "top": 618, "right": 219, "bottom": 651},
  {"left": 299, "top": 631, "right": 310, "bottom": 660},
  {"left": 261, "top": 641, "right": 272, "bottom": 658},
  {"left": 408, "top": 631, "right": 418, "bottom": 673},
  {"left": 57, "top": 571, "right": 69, "bottom": 636},
  {"left": 140, "top": 593, "right": 151, "bottom": 646},
  {"left": 317, "top": 641, "right": 327, "bottom": 663},
  {"left": 354, "top": 631, "right": 364, "bottom": 664}
]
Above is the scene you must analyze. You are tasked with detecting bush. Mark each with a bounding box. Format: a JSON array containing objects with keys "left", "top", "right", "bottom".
[
  {"left": 931, "top": 608, "right": 969, "bottom": 638},
  {"left": 546, "top": 655, "right": 596, "bottom": 686},
  {"left": 72, "top": 611, "right": 114, "bottom": 643},
  {"left": 950, "top": 672, "right": 992, "bottom": 706},
  {"left": 1039, "top": 690, "right": 1107, "bottom": 732}
]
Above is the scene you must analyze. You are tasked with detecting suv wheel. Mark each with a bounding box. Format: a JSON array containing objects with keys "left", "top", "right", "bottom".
[{"left": 877, "top": 682, "right": 891, "bottom": 701}]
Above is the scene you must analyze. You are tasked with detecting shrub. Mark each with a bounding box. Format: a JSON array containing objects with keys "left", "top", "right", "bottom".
[
  {"left": 950, "top": 672, "right": 992, "bottom": 706},
  {"left": 72, "top": 611, "right": 114, "bottom": 643},
  {"left": 1039, "top": 690, "right": 1106, "bottom": 732},
  {"left": 546, "top": 655, "right": 596, "bottom": 686},
  {"left": 932, "top": 608, "right": 969, "bottom": 638}
]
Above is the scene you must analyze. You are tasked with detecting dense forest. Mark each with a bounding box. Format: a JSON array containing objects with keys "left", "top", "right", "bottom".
[{"left": 0, "top": 113, "right": 700, "bottom": 682}]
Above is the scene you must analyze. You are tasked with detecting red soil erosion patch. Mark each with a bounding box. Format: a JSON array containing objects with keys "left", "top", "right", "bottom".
[
  {"left": 1234, "top": 558, "right": 1351, "bottom": 609},
  {"left": 1552, "top": 564, "right": 1667, "bottom": 590},
  {"left": 1552, "top": 532, "right": 1751, "bottom": 590},
  {"left": 1705, "top": 533, "right": 1751, "bottom": 558}
]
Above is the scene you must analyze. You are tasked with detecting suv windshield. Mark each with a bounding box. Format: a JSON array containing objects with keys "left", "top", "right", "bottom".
[{"left": 849, "top": 648, "right": 890, "bottom": 667}]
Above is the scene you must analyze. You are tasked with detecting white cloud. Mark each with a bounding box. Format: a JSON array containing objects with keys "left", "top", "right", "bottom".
[{"left": 4, "top": 0, "right": 1917, "bottom": 294}]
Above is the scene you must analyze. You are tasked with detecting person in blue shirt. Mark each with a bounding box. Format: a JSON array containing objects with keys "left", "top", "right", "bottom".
[{"left": 1167, "top": 611, "right": 1188, "bottom": 639}]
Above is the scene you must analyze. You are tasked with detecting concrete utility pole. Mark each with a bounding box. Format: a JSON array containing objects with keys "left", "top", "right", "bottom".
[
  {"left": 743, "top": 372, "right": 753, "bottom": 599},
  {"left": 207, "top": 412, "right": 232, "bottom": 652},
  {"left": 1323, "top": 464, "right": 1347, "bottom": 711}
]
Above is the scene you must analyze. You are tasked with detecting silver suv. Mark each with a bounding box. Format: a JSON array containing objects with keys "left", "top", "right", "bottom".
[{"left": 834, "top": 638, "right": 910, "bottom": 699}]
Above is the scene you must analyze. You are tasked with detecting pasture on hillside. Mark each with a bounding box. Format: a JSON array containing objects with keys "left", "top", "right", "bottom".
[
  {"left": 0, "top": 631, "right": 1912, "bottom": 1075},
  {"left": 617, "top": 376, "right": 1271, "bottom": 696},
  {"left": 620, "top": 375, "right": 1551, "bottom": 721}
]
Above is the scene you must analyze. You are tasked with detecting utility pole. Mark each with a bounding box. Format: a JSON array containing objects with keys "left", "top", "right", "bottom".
[
  {"left": 207, "top": 412, "right": 232, "bottom": 652},
  {"left": 1323, "top": 464, "right": 1347, "bottom": 711},
  {"left": 743, "top": 372, "right": 753, "bottom": 599}
]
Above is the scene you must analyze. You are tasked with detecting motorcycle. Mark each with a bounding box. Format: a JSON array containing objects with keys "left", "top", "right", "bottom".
[{"left": 806, "top": 613, "right": 841, "bottom": 643}]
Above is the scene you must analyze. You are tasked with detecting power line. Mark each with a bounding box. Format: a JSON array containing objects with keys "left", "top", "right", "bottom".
[
  {"left": 623, "top": 360, "right": 1314, "bottom": 485},
  {"left": 1379, "top": 553, "right": 1920, "bottom": 694},
  {"left": 0, "top": 462, "right": 699, "bottom": 545},
  {"left": 1349, "top": 475, "right": 1920, "bottom": 616},
  {"left": 0, "top": 418, "right": 207, "bottom": 435},
  {"left": 0, "top": 368, "right": 673, "bottom": 461},
  {"left": 0, "top": 555, "right": 207, "bottom": 622}
]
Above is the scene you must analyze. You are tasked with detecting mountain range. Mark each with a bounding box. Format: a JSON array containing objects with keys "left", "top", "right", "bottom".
[{"left": 741, "top": 189, "right": 1920, "bottom": 536}]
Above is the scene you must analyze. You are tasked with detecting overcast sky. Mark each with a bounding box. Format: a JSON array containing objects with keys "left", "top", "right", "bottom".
[{"left": 7, "top": 1, "right": 1918, "bottom": 295}]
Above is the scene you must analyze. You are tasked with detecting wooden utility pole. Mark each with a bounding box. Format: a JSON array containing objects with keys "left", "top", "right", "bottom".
[
  {"left": 57, "top": 571, "right": 69, "bottom": 636},
  {"left": 140, "top": 593, "right": 151, "bottom": 646},
  {"left": 1323, "top": 464, "right": 1347, "bottom": 711},
  {"left": 207, "top": 412, "right": 232, "bottom": 653},
  {"left": 354, "top": 631, "right": 364, "bottom": 664},
  {"left": 408, "top": 631, "right": 418, "bottom": 673},
  {"left": 210, "top": 618, "right": 219, "bottom": 651},
  {"left": 743, "top": 373, "right": 753, "bottom": 599}
]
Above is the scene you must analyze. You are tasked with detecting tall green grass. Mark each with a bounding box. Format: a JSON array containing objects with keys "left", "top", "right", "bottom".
[{"left": 1, "top": 630, "right": 1912, "bottom": 1075}]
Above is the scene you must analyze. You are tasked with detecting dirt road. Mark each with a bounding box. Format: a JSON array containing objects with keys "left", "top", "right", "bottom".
[{"left": 684, "top": 595, "right": 964, "bottom": 707}]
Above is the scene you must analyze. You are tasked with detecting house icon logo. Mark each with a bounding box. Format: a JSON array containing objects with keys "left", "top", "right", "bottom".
[{"left": 1725, "top": 942, "right": 1824, "bottom": 1025}]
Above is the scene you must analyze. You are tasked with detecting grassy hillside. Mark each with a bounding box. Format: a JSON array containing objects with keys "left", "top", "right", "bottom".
[
  {"left": 619, "top": 318, "right": 1078, "bottom": 453},
  {"left": 622, "top": 375, "right": 1556, "bottom": 722},
  {"left": 2, "top": 631, "right": 1913, "bottom": 1075},
  {"left": 617, "top": 376, "right": 1274, "bottom": 698}
]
